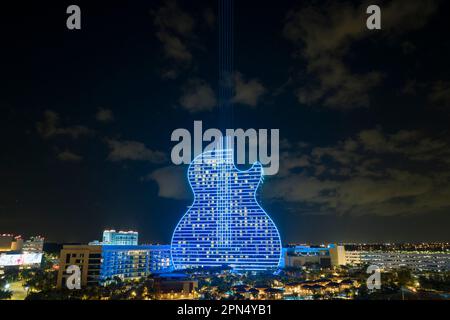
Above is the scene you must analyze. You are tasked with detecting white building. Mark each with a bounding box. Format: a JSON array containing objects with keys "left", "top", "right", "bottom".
[
  {"left": 345, "top": 250, "right": 450, "bottom": 271},
  {"left": 89, "top": 230, "right": 139, "bottom": 246}
]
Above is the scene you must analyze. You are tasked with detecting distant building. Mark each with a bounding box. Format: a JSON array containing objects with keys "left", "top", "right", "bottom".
[
  {"left": 282, "top": 244, "right": 346, "bottom": 269},
  {"left": 329, "top": 244, "right": 346, "bottom": 266},
  {"left": 344, "top": 250, "right": 362, "bottom": 265},
  {"left": 0, "top": 234, "right": 14, "bottom": 251},
  {"left": 89, "top": 229, "right": 139, "bottom": 246},
  {"left": 0, "top": 252, "right": 43, "bottom": 269},
  {"left": 103, "top": 230, "right": 138, "bottom": 245},
  {"left": 0, "top": 235, "right": 43, "bottom": 272},
  {"left": 10, "top": 237, "right": 24, "bottom": 251},
  {"left": 283, "top": 244, "right": 450, "bottom": 272},
  {"left": 56, "top": 244, "right": 172, "bottom": 288},
  {"left": 153, "top": 273, "right": 198, "bottom": 300},
  {"left": 345, "top": 250, "right": 450, "bottom": 271},
  {"left": 23, "top": 236, "right": 45, "bottom": 253}
]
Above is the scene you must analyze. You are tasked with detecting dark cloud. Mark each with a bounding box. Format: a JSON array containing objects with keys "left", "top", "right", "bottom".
[
  {"left": 179, "top": 79, "right": 217, "bottom": 112},
  {"left": 283, "top": 0, "right": 439, "bottom": 109},
  {"left": 57, "top": 150, "right": 83, "bottom": 162},
  {"left": 153, "top": 0, "right": 194, "bottom": 62},
  {"left": 232, "top": 72, "right": 266, "bottom": 107},
  {"left": 95, "top": 108, "right": 114, "bottom": 123},
  {"left": 267, "top": 127, "right": 450, "bottom": 217},
  {"left": 152, "top": 0, "right": 215, "bottom": 80},
  {"left": 429, "top": 81, "right": 450, "bottom": 108},
  {"left": 152, "top": 0, "right": 194, "bottom": 80},
  {"left": 156, "top": 30, "right": 193, "bottom": 63},
  {"left": 36, "top": 110, "right": 92, "bottom": 139},
  {"left": 106, "top": 139, "right": 167, "bottom": 163},
  {"left": 203, "top": 7, "right": 215, "bottom": 29}
]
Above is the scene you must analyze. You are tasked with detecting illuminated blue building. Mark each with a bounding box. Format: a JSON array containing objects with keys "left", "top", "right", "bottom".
[
  {"left": 102, "top": 230, "right": 138, "bottom": 245},
  {"left": 171, "top": 143, "right": 282, "bottom": 271},
  {"left": 100, "top": 245, "right": 172, "bottom": 281}
]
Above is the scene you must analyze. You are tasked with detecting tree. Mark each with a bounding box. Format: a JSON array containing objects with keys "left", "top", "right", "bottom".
[
  {"left": 3, "top": 267, "right": 19, "bottom": 282},
  {"left": 24, "top": 269, "right": 57, "bottom": 292},
  {"left": 40, "top": 253, "right": 56, "bottom": 270},
  {"left": 0, "top": 290, "right": 13, "bottom": 300},
  {"left": 396, "top": 268, "right": 413, "bottom": 287}
]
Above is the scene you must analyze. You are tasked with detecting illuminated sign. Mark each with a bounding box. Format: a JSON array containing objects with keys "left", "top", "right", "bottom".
[{"left": 0, "top": 252, "right": 43, "bottom": 266}]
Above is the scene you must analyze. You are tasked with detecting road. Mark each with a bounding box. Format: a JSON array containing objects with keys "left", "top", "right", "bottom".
[{"left": 9, "top": 280, "right": 28, "bottom": 300}]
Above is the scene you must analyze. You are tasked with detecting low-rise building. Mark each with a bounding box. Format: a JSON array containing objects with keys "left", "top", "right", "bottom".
[
  {"left": 153, "top": 273, "right": 198, "bottom": 299},
  {"left": 89, "top": 229, "right": 139, "bottom": 246},
  {"left": 283, "top": 244, "right": 346, "bottom": 269},
  {"left": 23, "top": 236, "right": 45, "bottom": 253},
  {"left": 0, "top": 234, "right": 14, "bottom": 251},
  {"left": 344, "top": 250, "right": 450, "bottom": 271},
  {"left": 57, "top": 245, "right": 102, "bottom": 288},
  {"left": 0, "top": 235, "right": 44, "bottom": 273},
  {"left": 56, "top": 244, "right": 172, "bottom": 288}
]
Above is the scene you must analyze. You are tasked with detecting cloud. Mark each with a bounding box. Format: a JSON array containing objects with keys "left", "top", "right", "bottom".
[
  {"left": 267, "top": 127, "right": 450, "bottom": 216},
  {"left": 429, "top": 81, "right": 450, "bottom": 107},
  {"left": 232, "top": 72, "right": 266, "bottom": 107},
  {"left": 178, "top": 73, "right": 265, "bottom": 112},
  {"left": 106, "top": 139, "right": 166, "bottom": 163},
  {"left": 283, "top": 0, "right": 439, "bottom": 109},
  {"left": 37, "top": 110, "right": 92, "bottom": 139},
  {"left": 203, "top": 8, "right": 215, "bottom": 28},
  {"left": 153, "top": 0, "right": 195, "bottom": 65},
  {"left": 156, "top": 31, "right": 192, "bottom": 62},
  {"left": 95, "top": 108, "right": 114, "bottom": 123},
  {"left": 278, "top": 152, "right": 310, "bottom": 177},
  {"left": 144, "top": 166, "right": 191, "bottom": 200},
  {"left": 152, "top": 1, "right": 215, "bottom": 80},
  {"left": 357, "top": 128, "right": 449, "bottom": 161},
  {"left": 179, "top": 79, "right": 217, "bottom": 112},
  {"left": 57, "top": 150, "right": 83, "bottom": 162}
]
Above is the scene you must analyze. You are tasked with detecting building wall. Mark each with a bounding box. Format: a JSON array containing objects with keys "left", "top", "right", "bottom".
[
  {"left": 101, "top": 245, "right": 171, "bottom": 281},
  {"left": 23, "top": 236, "right": 44, "bottom": 253},
  {"left": 0, "top": 234, "right": 13, "bottom": 251},
  {"left": 153, "top": 277, "right": 198, "bottom": 299},
  {"left": 285, "top": 255, "right": 320, "bottom": 268},
  {"left": 57, "top": 244, "right": 172, "bottom": 288},
  {"left": 329, "top": 245, "right": 346, "bottom": 267},
  {"left": 102, "top": 230, "right": 138, "bottom": 245},
  {"left": 11, "top": 238, "right": 24, "bottom": 251},
  {"left": 344, "top": 251, "right": 362, "bottom": 265},
  {"left": 283, "top": 245, "right": 333, "bottom": 269},
  {"left": 57, "top": 245, "right": 102, "bottom": 288},
  {"left": 344, "top": 250, "right": 450, "bottom": 271}
]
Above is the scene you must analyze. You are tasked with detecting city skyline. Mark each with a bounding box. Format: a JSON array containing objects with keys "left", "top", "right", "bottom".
[{"left": 1, "top": 0, "right": 450, "bottom": 244}]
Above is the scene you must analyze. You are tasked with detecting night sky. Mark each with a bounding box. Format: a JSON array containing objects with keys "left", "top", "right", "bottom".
[{"left": 1, "top": 0, "right": 450, "bottom": 244}]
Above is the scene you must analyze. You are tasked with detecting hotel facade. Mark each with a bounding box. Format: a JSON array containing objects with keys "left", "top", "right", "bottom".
[
  {"left": 56, "top": 244, "right": 171, "bottom": 288},
  {"left": 344, "top": 250, "right": 450, "bottom": 271}
]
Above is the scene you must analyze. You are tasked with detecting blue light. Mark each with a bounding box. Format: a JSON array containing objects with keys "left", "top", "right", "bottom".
[
  {"left": 171, "top": 139, "right": 282, "bottom": 271},
  {"left": 100, "top": 245, "right": 172, "bottom": 281}
]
